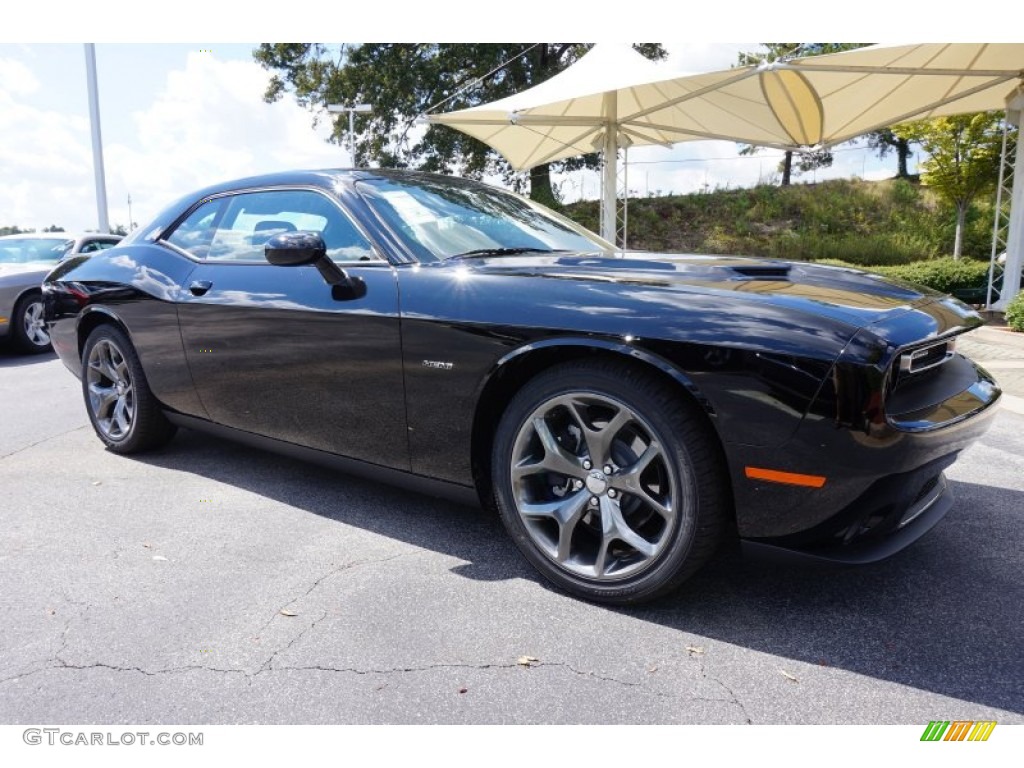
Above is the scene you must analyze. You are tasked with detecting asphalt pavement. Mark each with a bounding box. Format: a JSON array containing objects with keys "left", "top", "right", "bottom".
[{"left": 0, "top": 335, "right": 1022, "bottom": 724}]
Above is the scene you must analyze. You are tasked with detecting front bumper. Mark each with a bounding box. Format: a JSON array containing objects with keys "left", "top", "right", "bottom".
[
  {"left": 728, "top": 327, "right": 1000, "bottom": 562},
  {"left": 741, "top": 458, "right": 955, "bottom": 565}
]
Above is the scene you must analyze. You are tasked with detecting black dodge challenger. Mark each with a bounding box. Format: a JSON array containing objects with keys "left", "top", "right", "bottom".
[{"left": 43, "top": 169, "right": 1001, "bottom": 604}]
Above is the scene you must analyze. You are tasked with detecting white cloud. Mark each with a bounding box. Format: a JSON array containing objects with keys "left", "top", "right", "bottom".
[
  {"left": 104, "top": 52, "right": 344, "bottom": 228},
  {"left": 0, "top": 61, "right": 94, "bottom": 229},
  {"left": 0, "top": 57, "right": 39, "bottom": 94},
  {"left": 0, "top": 51, "right": 345, "bottom": 231}
]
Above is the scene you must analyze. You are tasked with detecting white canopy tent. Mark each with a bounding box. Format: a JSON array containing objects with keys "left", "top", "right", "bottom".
[
  {"left": 428, "top": 45, "right": 706, "bottom": 245},
  {"left": 431, "top": 43, "right": 1024, "bottom": 306}
]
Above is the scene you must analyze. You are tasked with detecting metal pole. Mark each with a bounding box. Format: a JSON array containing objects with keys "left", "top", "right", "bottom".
[
  {"left": 601, "top": 92, "right": 617, "bottom": 243},
  {"left": 995, "top": 90, "right": 1024, "bottom": 309},
  {"left": 84, "top": 44, "right": 109, "bottom": 233},
  {"left": 349, "top": 109, "right": 356, "bottom": 168}
]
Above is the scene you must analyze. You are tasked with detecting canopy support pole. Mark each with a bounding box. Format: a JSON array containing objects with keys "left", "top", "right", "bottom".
[
  {"left": 991, "top": 88, "right": 1024, "bottom": 310},
  {"left": 601, "top": 92, "right": 618, "bottom": 245}
]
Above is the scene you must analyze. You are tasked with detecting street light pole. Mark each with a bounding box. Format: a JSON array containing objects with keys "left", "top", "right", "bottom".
[
  {"left": 84, "top": 44, "right": 110, "bottom": 233},
  {"left": 326, "top": 103, "right": 372, "bottom": 168}
]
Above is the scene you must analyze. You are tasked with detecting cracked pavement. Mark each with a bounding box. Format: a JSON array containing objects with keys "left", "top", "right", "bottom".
[{"left": 1, "top": 351, "right": 1022, "bottom": 724}]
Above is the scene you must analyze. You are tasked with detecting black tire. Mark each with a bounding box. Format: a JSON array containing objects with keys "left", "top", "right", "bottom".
[
  {"left": 81, "top": 324, "right": 177, "bottom": 454},
  {"left": 491, "top": 359, "right": 728, "bottom": 604},
  {"left": 11, "top": 292, "right": 52, "bottom": 354}
]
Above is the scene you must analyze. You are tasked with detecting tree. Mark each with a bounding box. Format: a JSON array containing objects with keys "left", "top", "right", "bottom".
[
  {"left": 736, "top": 44, "right": 867, "bottom": 185},
  {"left": 893, "top": 112, "right": 1005, "bottom": 259},
  {"left": 254, "top": 44, "right": 667, "bottom": 206},
  {"left": 110, "top": 224, "right": 129, "bottom": 236},
  {"left": 42, "top": 225, "right": 65, "bottom": 232},
  {"left": 0, "top": 225, "right": 27, "bottom": 236},
  {"left": 866, "top": 128, "right": 914, "bottom": 179}
]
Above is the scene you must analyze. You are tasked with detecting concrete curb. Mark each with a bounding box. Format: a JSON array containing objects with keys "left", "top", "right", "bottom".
[{"left": 999, "top": 393, "right": 1024, "bottom": 416}]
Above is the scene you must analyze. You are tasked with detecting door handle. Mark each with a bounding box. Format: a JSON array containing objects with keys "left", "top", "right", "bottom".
[{"left": 189, "top": 280, "right": 213, "bottom": 296}]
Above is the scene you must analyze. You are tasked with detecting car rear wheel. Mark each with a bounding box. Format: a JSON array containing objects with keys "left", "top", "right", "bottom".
[
  {"left": 82, "top": 324, "right": 176, "bottom": 454},
  {"left": 11, "top": 293, "right": 52, "bottom": 354},
  {"left": 492, "top": 360, "right": 728, "bottom": 604}
]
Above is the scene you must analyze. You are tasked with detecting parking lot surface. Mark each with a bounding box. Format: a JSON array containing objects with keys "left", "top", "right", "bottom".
[{"left": 1, "top": 348, "right": 1022, "bottom": 724}]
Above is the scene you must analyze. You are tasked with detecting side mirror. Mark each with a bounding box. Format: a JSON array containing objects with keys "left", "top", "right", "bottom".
[
  {"left": 264, "top": 231, "right": 325, "bottom": 266},
  {"left": 264, "top": 230, "right": 365, "bottom": 300}
]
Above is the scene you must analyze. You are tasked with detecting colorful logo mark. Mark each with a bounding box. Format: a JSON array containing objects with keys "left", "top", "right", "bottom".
[{"left": 920, "top": 720, "right": 996, "bottom": 742}]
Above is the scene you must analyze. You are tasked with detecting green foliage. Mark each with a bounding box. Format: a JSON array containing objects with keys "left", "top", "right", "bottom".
[
  {"left": 42, "top": 224, "right": 65, "bottom": 232},
  {"left": 893, "top": 113, "right": 1005, "bottom": 258},
  {"left": 768, "top": 232, "right": 936, "bottom": 265},
  {"left": 252, "top": 43, "right": 666, "bottom": 200},
  {"left": 563, "top": 177, "right": 965, "bottom": 263},
  {"left": 813, "top": 257, "right": 990, "bottom": 295},
  {"left": 1006, "top": 291, "right": 1024, "bottom": 332},
  {"left": 0, "top": 225, "right": 28, "bottom": 236}
]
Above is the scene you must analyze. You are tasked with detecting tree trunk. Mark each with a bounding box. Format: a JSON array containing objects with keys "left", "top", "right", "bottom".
[
  {"left": 897, "top": 139, "right": 910, "bottom": 179},
  {"left": 529, "top": 162, "right": 558, "bottom": 207},
  {"left": 781, "top": 151, "right": 793, "bottom": 186},
  {"left": 526, "top": 45, "right": 558, "bottom": 207},
  {"left": 953, "top": 203, "right": 967, "bottom": 260}
]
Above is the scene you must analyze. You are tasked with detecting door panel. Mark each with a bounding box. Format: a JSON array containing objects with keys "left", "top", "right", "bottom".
[{"left": 177, "top": 262, "right": 408, "bottom": 470}]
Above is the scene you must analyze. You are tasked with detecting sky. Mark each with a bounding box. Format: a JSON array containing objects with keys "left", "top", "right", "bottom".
[{"left": 0, "top": 3, "right": 1015, "bottom": 233}]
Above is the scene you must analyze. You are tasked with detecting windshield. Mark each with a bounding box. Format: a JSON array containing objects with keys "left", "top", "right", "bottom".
[
  {"left": 0, "top": 237, "right": 73, "bottom": 264},
  {"left": 357, "top": 176, "right": 612, "bottom": 262}
]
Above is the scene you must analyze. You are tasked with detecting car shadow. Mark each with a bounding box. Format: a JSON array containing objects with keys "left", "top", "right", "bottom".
[
  {"left": 128, "top": 428, "right": 1022, "bottom": 715},
  {"left": 0, "top": 343, "right": 57, "bottom": 367}
]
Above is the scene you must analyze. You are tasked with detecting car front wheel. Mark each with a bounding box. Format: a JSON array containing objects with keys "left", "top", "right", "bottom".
[
  {"left": 81, "top": 324, "right": 176, "bottom": 454},
  {"left": 491, "top": 360, "right": 728, "bottom": 605},
  {"left": 11, "top": 293, "right": 52, "bottom": 354}
]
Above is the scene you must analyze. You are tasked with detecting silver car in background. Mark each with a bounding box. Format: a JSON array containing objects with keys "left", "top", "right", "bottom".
[{"left": 0, "top": 233, "right": 121, "bottom": 353}]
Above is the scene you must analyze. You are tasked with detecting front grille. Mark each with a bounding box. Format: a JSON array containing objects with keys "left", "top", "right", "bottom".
[
  {"left": 887, "top": 336, "right": 958, "bottom": 396},
  {"left": 899, "top": 338, "right": 956, "bottom": 375}
]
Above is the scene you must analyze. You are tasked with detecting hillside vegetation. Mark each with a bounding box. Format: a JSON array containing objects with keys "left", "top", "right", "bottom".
[{"left": 563, "top": 177, "right": 996, "bottom": 267}]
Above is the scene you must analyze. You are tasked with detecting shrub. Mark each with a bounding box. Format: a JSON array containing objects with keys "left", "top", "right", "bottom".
[
  {"left": 811, "top": 257, "right": 990, "bottom": 295},
  {"left": 770, "top": 232, "right": 936, "bottom": 265},
  {"left": 1006, "top": 291, "right": 1024, "bottom": 332}
]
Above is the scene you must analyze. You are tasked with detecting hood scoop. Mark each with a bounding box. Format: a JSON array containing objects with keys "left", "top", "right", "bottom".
[{"left": 730, "top": 264, "right": 792, "bottom": 280}]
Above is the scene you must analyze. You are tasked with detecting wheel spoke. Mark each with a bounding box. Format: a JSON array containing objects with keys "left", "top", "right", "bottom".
[
  {"left": 112, "top": 398, "right": 130, "bottom": 435},
  {"left": 96, "top": 346, "right": 119, "bottom": 383},
  {"left": 593, "top": 497, "right": 657, "bottom": 577},
  {"left": 566, "top": 398, "right": 632, "bottom": 467},
  {"left": 521, "top": 490, "right": 590, "bottom": 562},
  {"left": 532, "top": 416, "right": 583, "bottom": 478},
  {"left": 611, "top": 441, "right": 673, "bottom": 521},
  {"left": 88, "top": 382, "right": 117, "bottom": 413}
]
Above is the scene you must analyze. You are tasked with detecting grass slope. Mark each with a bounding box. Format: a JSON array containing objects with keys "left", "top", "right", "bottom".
[{"left": 563, "top": 177, "right": 995, "bottom": 267}]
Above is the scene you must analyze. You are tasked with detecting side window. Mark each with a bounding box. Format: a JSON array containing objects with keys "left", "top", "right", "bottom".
[
  {"left": 79, "top": 240, "right": 118, "bottom": 254},
  {"left": 165, "top": 198, "right": 228, "bottom": 258},
  {"left": 197, "top": 189, "right": 377, "bottom": 263}
]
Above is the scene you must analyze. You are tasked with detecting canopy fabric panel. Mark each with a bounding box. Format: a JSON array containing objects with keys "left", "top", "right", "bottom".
[{"left": 431, "top": 43, "right": 1024, "bottom": 170}]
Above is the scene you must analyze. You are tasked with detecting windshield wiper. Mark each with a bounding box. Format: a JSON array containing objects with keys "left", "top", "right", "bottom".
[{"left": 448, "top": 247, "right": 567, "bottom": 260}]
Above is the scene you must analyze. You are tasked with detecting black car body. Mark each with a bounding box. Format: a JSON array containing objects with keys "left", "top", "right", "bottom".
[{"left": 43, "top": 169, "right": 1000, "bottom": 603}]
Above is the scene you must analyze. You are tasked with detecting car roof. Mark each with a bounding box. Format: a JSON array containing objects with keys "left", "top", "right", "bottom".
[
  {"left": 185, "top": 168, "right": 493, "bottom": 200},
  {"left": 0, "top": 232, "right": 122, "bottom": 241}
]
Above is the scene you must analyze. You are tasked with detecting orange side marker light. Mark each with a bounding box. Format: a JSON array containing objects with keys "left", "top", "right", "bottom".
[{"left": 745, "top": 467, "right": 827, "bottom": 488}]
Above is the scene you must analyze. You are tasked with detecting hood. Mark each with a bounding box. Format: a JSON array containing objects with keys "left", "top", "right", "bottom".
[
  {"left": 0, "top": 262, "right": 55, "bottom": 282},
  {"left": 454, "top": 252, "right": 955, "bottom": 330}
]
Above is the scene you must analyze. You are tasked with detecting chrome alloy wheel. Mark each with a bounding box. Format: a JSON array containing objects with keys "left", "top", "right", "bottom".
[
  {"left": 22, "top": 299, "right": 50, "bottom": 347},
  {"left": 86, "top": 338, "right": 135, "bottom": 441},
  {"left": 509, "top": 392, "right": 690, "bottom": 581}
]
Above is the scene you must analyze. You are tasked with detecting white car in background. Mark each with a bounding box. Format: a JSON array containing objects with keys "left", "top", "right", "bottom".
[{"left": 0, "top": 233, "right": 122, "bottom": 353}]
